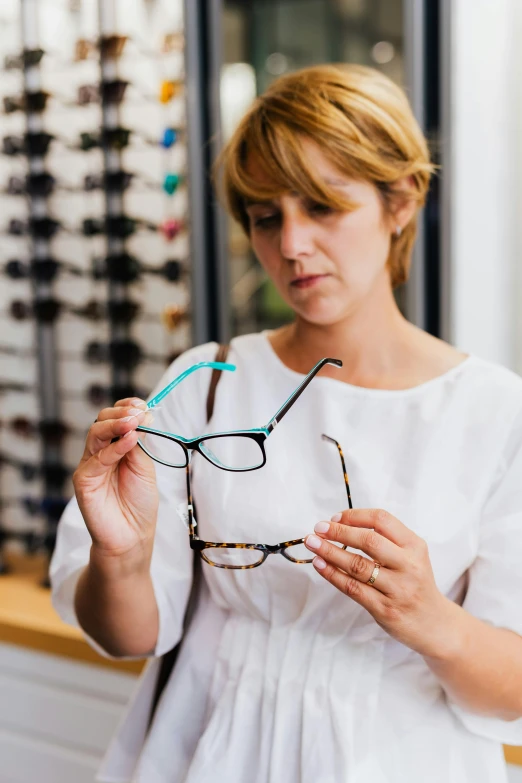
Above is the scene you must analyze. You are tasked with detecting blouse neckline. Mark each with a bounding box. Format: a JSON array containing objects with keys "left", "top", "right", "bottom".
[{"left": 258, "top": 330, "right": 477, "bottom": 398}]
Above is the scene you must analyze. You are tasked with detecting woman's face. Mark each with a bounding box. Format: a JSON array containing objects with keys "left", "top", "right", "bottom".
[{"left": 245, "top": 140, "right": 400, "bottom": 326}]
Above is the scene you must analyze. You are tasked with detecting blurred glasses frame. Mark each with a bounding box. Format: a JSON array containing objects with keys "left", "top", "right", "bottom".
[
  {"left": 136, "top": 356, "right": 342, "bottom": 472},
  {"left": 184, "top": 433, "right": 352, "bottom": 569}
]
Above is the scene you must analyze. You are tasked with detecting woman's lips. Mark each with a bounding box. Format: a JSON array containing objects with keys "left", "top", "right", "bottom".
[{"left": 290, "top": 274, "right": 330, "bottom": 289}]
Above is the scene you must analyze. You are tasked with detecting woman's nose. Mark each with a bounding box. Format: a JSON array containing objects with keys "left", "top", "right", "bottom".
[{"left": 279, "top": 213, "right": 315, "bottom": 260}]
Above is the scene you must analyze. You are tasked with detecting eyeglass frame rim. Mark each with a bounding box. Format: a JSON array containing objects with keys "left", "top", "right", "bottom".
[{"left": 137, "top": 426, "right": 268, "bottom": 472}]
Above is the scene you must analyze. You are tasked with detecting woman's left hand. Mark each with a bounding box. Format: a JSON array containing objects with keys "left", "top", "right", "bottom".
[{"left": 305, "top": 508, "right": 454, "bottom": 657}]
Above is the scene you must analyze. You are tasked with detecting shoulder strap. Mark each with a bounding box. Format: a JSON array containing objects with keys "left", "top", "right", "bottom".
[
  {"left": 148, "top": 343, "right": 229, "bottom": 730},
  {"left": 206, "top": 343, "right": 230, "bottom": 421}
]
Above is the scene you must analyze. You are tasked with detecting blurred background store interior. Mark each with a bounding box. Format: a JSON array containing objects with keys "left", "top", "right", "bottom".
[{"left": 0, "top": 0, "right": 521, "bottom": 781}]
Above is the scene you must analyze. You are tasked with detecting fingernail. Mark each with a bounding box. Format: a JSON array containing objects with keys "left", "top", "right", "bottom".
[
  {"left": 128, "top": 408, "right": 145, "bottom": 418},
  {"left": 331, "top": 512, "right": 342, "bottom": 523},
  {"left": 306, "top": 534, "right": 322, "bottom": 550},
  {"left": 315, "top": 521, "right": 330, "bottom": 534},
  {"left": 313, "top": 556, "right": 327, "bottom": 570},
  {"left": 131, "top": 399, "right": 147, "bottom": 408}
]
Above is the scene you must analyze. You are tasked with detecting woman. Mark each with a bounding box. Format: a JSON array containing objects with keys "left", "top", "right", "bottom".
[{"left": 51, "top": 65, "right": 522, "bottom": 782}]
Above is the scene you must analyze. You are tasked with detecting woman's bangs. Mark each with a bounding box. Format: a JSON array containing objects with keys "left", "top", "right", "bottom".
[{"left": 230, "top": 118, "right": 356, "bottom": 213}]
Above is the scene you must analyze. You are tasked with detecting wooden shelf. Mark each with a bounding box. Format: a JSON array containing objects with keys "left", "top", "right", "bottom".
[
  {"left": 505, "top": 746, "right": 522, "bottom": 766},
  {"left": 0, "top": 553, "right": 144, "bottom": 674}
]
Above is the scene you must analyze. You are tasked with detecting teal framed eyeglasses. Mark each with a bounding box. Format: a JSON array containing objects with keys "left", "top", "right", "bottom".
[{"left": 136, "top": 356, "right": 342, "bottom": 472}]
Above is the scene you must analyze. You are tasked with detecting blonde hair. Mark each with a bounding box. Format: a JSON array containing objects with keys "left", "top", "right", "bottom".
[{"left": 215, "top": 64, "right": 435, "bottom": 288}]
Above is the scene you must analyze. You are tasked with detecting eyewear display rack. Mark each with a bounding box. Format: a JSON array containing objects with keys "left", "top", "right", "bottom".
[{"left": 0, "top": 0, "right": 189, "bottom": 581}]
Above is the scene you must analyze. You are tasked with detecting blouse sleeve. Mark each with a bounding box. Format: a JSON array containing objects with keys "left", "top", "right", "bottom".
[
  {"left": 50, "top": 342, "right": 218, "bottom": 660},
  {"left": 448, "top": 407, "right": 522, "bottom": 744}
]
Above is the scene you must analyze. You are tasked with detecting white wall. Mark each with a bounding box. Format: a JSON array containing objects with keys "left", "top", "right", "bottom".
[
  {"left": 0, "top": 643, "right": 137, "bottom": 783},
  {"left": 450, "top": 0, "right": 521, "bottom": 369},
  {"left": 509, "top": 764, "right": 522, "bottom": 783}
]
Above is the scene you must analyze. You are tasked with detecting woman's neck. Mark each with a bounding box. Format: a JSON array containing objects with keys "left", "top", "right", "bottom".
[{"left": 266, "top": 296, "right": 458, "bottom": 390}]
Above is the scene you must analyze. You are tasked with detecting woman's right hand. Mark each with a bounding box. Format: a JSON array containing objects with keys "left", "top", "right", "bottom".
[{"left": 72, "top": 398, "right": 159, "bottom": 561}]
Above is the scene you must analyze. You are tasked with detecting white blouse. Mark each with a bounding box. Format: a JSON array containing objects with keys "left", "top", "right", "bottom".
[{"left": 51, "top": 332, "right": 522, "bottom": 783}]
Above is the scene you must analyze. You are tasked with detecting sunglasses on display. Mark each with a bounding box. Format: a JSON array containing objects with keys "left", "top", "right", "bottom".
[
  {"left": 73, "top": 35, "right": 126, "bottom": 61},
  {"left": 4, "top": 258, "right": 84, "bottom": 282},
  {"left": 93, "top": 254, "right": 185, "bottom": 284},
  {"left": 73, "top": 32, "right": 183, "bottom": 62},
  {"left": 8, "top": 296, "right": 158, "bottom": 326},
  {"left": 78, "top": 126, "right": 181, "bottom": 152},
  {"left": 23, "top": 496, "right": 69, "bottom": 522},
  {"left": 78, "top": 79, "right": 128, "bottom": 106},
  {"left": 3, "top": 48, "right": 45, "bottom": 70},
  {"left": 184, "top": 434, "right": 351, "bottom": 569},
  {"left": 3, "top": 171, "right": 181, "bottom": 199},
  {"left": 3, "top": 90, "right": 50, "bottom": 114},
  {"left": 0, "top": 416, "right": 81, "bottom": 444},
  {"left": 3, "top": 132, "right": 55, "bottom": 157},
  {"left": 83, "top": 171, "right": 183, "bottom": 195},
  {"left": 0, "top": 380, "right": 36, "bottom": 394},
  {"left": 77, "top": 78, "right": 182, "bottom": 107},
  {"left": 0, "top": 495, "right": 69, "bottom": 523},
  {"left": 82, "top": 216, "right": 184, "bottom": 240},
  {"left": 135, "top": 357, "right": 342, "bottom": 472},
  {"left": 80, "top": 128, "right": 130, "bottom": 151},
  {"left": 84, "top": 339, "right": 165, "bottom": 369},
  {"left": 0, "top": 452, "right": 38, "bottom": 481},
  {"left": 86, "top": 383, "right": 148, "bottom": 406},
  {"left": 0, "top": 530, "right": 52, "bottom": 560},
  {"left": 6, "top": 217, "right": 61, "bottom": 239},
  {"left": 0, "top": 378, "right": 145, "bottom": 406},
  {"left": 4, "top": 173, "right": 57, "bottom": 197}
]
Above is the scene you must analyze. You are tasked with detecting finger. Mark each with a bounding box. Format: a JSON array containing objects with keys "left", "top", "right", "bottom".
[
  {"left": 334, "top": 508, "right": 413, "bottom": 548},
  {"left": 312, "top": 556, "right": 384, "bottom": 612},
  {"left": 83, "top": 410, "right": 152, "bottom": 458},
  {"left": 113, "top": 397, "right": 149, "bottom": 409},
  {"left": 305, "top": 535, "right": 391, "bottom": 594},
  {"left": 96, "top": 402, "right": 147, "bottom": 423},
  {"left": 76, "top": 427, "right": 144, "bottom": 481},
  {"left": 312, "top": 519, "right": 402, "bottom": 569}
]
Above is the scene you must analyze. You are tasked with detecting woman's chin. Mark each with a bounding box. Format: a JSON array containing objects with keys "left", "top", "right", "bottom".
[{"left": 294, "top": 304, "right": 347, "bottom": 327}]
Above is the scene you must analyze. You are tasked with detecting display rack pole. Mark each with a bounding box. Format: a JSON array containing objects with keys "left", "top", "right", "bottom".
[
  {"left": 21, "top": 0, "right": 63, "bottom": 573},
  {"left": 184, "top": 0, "right": 230, "bottom": 345},
  {"left": 97, "top": 0, "right": 130, "bottom": 394}
]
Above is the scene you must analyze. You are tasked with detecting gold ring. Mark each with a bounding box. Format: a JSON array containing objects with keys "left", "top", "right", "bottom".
[{"left": 367, "top": 562, "right": 381, "bottom": 586}]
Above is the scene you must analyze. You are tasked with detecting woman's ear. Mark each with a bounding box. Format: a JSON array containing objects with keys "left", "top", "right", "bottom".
[{"left": 387, "top": 176, "right": 418, "bottom": 233}]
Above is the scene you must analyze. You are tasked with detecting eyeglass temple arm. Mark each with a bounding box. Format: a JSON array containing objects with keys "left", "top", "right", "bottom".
[
  {"left": 322, "top": 433, "right": 353, "bottom": 509},
  {"left": 265, "top": 358, "right": 342, "bottom": 432},
  {"left": 147, "top": 360, "right": 236, "bottom": 409},
  {"left": 185, "top": 463, "right": 198, "bottom": 538}
]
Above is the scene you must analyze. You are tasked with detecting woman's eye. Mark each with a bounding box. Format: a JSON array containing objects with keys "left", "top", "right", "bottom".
[
  {"left": 308, "top": 202, "right": 333, "bottom": 216},
  {"left": 252, "top": 214, "right": 280, "bottom": 229}
]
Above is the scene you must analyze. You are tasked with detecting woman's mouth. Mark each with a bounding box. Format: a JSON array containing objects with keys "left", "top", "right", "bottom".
[{"left": 290, "top": 274, "right": 330, "bottom": 289}]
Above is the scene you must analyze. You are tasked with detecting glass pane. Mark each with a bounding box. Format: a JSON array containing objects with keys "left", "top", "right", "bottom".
[
  {"left": 199, "top": 435, "right": 264, "bottom": 470},
  {"left": 221, "top": 0, "right": 406, "bottom": 335},
  {"left": 203, "top": 546, "right": 265, "bottom": 567},
  {"left": 138, "top": 430, "right": 187, "bottom": 468}
]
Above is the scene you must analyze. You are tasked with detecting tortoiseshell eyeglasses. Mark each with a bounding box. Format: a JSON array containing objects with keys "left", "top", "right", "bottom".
[{"left": 183, "top": 434, "right": 352, "bottom": 569}]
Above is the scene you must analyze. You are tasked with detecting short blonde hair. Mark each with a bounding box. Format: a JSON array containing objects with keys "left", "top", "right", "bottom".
[{"left": 216, "top": 64, "right": 435, "bottom": 288}]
